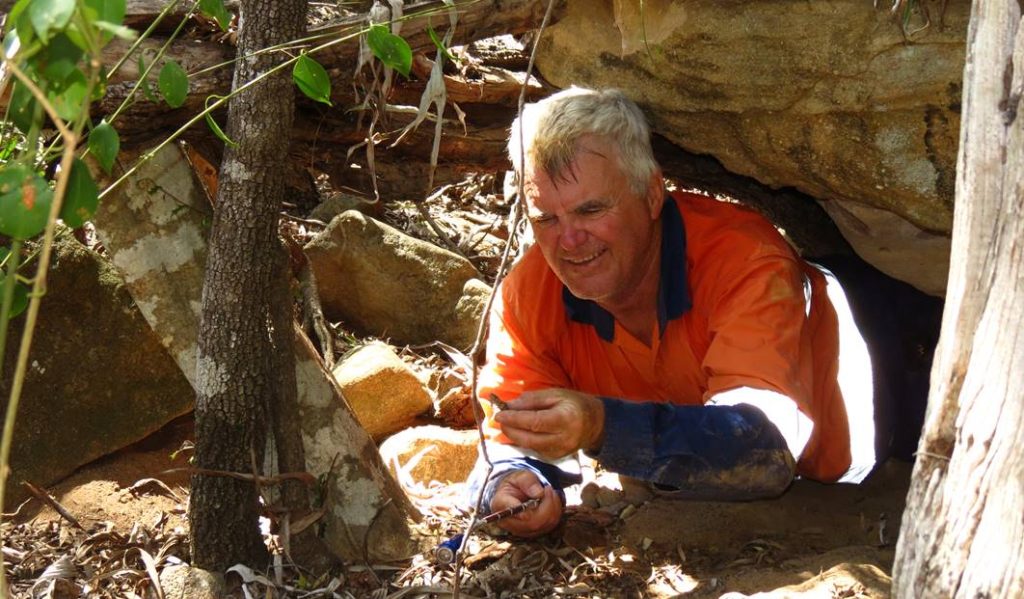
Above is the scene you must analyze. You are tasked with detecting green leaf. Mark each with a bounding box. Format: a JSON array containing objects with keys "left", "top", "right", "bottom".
[
  {"left": 92, "top": 20, "right": 136, "bottom": 41},
  {"left": 62, "top": 21, "right": 90, "bottom": 51},
  {"left": 0, "top": 165, "right": 54, "bottom": 240},
  {"left": 38, "top": 33, "right": 84, "bottom": 84},
  {"left": 61, "top": 158, "right": 99, "bottom": 228},
  {"left": 427, "top": 26, "right": 456, "bottom": 63},
  {"left": 138, "top": 55, "right": 158, "bottom": 102},
  {"left": 83, "top": 0, "right": 127, "bottom": 27},
  {"left": 12, "top": 4, "right": 36, "bottom": 48},
  {"left": 5, "top": 0, "right": 32, "bottom": 36},
  {"left": 204, "top": 96, "right": 238, "bottom": 148},
  {"left": 0, "top": 275, "right": 30, "bottom": 319},
  {"left": 366, "top": 24, "right": 412, "bottom": 77},
  {"left": 49, "top": 68, "right": 88, "bottom": 122},
  {"left": 199, "top": 0, "right": 232, "bottom": 31},
  {"left": 0, "top": 136, "right": 19, "bottom": 163},
  {"left": 8, "top": 82, "right": 38, "bottom": 134},
  {"left": 292, "top": 54, "right": 332, "bottom": 106},
  {"left": 158, "top": 60, "right": 189, "bottom": 108},
  {"left": 89, "top": 120, "right": 120, "bottom": 174},
  {"left": 28, "top": 0, "right": 75, "bottom": 42}
]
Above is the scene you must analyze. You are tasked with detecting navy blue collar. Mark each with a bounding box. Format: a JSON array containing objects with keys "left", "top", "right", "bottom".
[{"left": 562, "top": 196, "right": 692, "bottom": 342}]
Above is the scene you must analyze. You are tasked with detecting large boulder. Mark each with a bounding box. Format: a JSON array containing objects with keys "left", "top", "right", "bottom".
[
  {"left": 1, "top": 233, "right": 194, "bottom": 507},
  {"left": 535, "top": 0, "right": 966, "bottom": 295},
  {"left": 331, "top": 342, "right": 433, "bottom": 440},
  {"left": 304, "top": 211, "right": 491, "bottom": 349}
]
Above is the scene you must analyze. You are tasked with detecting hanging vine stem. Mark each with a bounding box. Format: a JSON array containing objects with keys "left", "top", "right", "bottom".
[
  {"left": 0, "top": 49, "right": 99, "bottom": 598},
  {"left": 452, "top": 0, "right": 559, "bottom": 595},
  {"left": 96, "top": 1, "right": 458, "bottom": 202},
  {"left": 105, "top": 2, "right": 200, "bottom": 125}
]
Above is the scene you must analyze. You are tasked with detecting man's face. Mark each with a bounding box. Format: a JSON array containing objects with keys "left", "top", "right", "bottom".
[{"left": 523, "top": 137, "right": 664, "bottom": 312}]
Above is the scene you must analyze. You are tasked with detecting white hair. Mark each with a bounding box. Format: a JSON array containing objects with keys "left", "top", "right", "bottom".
[{"left": 507, "top": 86, "right": 658, "bottom": 195}]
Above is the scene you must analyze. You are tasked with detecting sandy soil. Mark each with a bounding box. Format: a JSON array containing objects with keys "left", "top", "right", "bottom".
[{"left": 14, "top": 415, "right": 909, "bottom": 598}]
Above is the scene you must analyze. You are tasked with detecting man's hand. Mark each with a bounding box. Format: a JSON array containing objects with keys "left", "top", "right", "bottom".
[
  {"left": 494, "top": 388, "right": 605, "bottom": 460},
  {"left": 489, "top": 470, "right": 562, "bottom": 537}
]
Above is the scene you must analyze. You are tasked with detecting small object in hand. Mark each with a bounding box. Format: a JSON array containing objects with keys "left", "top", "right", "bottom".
[
  {"left": 487, "top": 393, "right": 510, "bottom": 411},
  {"left": 479, "top": 497, "right": 540, "bottom": 524},
  {"left": 433, "top": 498, "right": 541, "bottom": 564}
]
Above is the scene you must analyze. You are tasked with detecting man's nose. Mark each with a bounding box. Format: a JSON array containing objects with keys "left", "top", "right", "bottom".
[{"left": 559, "top": 220, "right": 587, "bottom": 251}]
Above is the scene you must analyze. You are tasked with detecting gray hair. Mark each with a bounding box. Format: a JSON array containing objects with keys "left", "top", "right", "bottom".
[{"left": 507, "top": 87, "right": 658, "bottom": 196}]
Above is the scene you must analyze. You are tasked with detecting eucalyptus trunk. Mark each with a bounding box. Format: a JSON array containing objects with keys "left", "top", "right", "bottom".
[
  {"left": 892, "top": 1, "right": 1023, "bottom": 596},
  {"left": 189, "top": 0, "right": 308, "bottom": 571}
]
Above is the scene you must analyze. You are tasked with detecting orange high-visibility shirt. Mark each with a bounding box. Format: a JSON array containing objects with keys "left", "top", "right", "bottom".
[{"left": 479, "top": 191, "right": 851, "bottom": 482}]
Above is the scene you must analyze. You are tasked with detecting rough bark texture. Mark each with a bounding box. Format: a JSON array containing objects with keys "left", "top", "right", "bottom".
[
  {"left": 892, "top": 1, "right": 1024, "bottom": 596},
  {"left": 189, "top": 0, "right": 307, "bottom": 571}
]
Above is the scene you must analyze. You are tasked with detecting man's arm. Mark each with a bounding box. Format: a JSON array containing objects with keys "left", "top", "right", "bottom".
[
  {"left": 496, "top": 389, "right": 800, "bottom": 501},
  {"left": 595, "top": 394, "right": 797, "bottom": 499}
]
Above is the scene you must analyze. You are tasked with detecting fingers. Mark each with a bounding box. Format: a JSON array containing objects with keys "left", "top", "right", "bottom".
[
  {"left": 507, "top": 390, "right": 565, "bottom": 410},
  {"left": 490, "top": 470, "right": 545, "bottom": 513},
  {"left": 495, "top": 484, "right": 562, "bottom": 538},
  {"left": 489, "top": 471, "right": 563, "bottom": 537},
  {"left": 498, "top": 427, "right": 570, "bottom": 460},
  {"left": 495, "top": 405, "right": 560, "bottom": 434}
]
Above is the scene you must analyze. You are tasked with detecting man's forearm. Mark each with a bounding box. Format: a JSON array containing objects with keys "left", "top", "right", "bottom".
[{"left": 594, "top": 399, "right": 796, "bottom": 500}]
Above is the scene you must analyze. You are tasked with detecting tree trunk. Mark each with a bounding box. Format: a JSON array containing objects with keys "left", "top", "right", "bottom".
[
  {"left": 892, "top": 2, "right": 1023, "bottom": 597},
  {"left": 190, "top": 0, "right": 308, "bottom": 571}
]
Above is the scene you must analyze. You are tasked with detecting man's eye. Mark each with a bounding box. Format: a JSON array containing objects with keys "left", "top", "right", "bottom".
[
  {"left": 579, "top": 204, "right": 606, "bottom": 216},
  {"left": 531, "top": 215, "right": 556, "bottom": 227}
]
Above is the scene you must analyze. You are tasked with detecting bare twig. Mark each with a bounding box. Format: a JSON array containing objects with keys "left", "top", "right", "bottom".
[
  {"left": 21, "top": 482, "right": 84, "bottom": 530},
  {"left": 160, "top": 467, "right": 317, "bottom": 486},
  {"left": 452, "top": 0, "right": 559, "bottom": 595},
  {"left": 0, "top": 496, "right": 34, "bottom": 520},
  {"left": 300, "top": 264, "right": 336, "bottom": 369}
]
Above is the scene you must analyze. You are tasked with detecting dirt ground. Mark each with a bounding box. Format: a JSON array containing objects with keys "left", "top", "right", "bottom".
[{"left": 7, "top": 413, "right": 909, "bottom": 598}]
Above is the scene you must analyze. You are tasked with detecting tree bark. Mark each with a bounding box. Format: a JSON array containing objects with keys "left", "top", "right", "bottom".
[
  {"left": 190, "top": 0, "right": 308, "bottom": 571},
  {"left": 892, "top": 2, "right": 1024, "bottom": 597}
]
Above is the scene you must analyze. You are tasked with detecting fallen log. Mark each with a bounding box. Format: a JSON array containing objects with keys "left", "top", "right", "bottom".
[{"left": 91, "top": 0, "right": 564, "bottom": 139}]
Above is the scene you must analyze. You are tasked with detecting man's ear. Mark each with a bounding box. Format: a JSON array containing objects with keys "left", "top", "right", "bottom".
[{"left": 645, "top": 169, "right": 665, "bottom": 218}]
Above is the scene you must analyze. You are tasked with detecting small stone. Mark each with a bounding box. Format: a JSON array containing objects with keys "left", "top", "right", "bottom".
[
  {"left": 595, "top": 486, "right": 624, "bottom": 508},
  {"left": 436, "top": 385, "right": 476, "bottom": 428},
  {"left": 332, "top": 342, "right": 433, "bottom": 440},
  {"left": 159, "top": 564, "right": 225, "bottom": 599},
  {"left": 580, "top": 482, "right": 601, "bottom": 508},
  {"left": 620, "top": 476, "right": 654, "bottom": 505}
]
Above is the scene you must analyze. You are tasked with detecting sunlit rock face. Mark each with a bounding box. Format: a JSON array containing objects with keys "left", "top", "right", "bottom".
[{"left": 535, "top": 0, "right": 967, "bottom": 296}]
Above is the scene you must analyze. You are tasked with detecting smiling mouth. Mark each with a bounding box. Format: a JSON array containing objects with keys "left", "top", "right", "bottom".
[{"left": 563, "top": 248, "right": 606, "bottom": 266}]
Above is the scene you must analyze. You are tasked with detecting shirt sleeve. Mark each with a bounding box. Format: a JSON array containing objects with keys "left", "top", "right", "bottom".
[
  {"left": 708, "top": 387, "right": 814, "bottom": 460},
  {"left": 593, "top": 397, "right": 796, "bottom": 499}
]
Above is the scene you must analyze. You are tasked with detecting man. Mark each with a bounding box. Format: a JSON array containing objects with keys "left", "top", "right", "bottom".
[{"left": 468, "top": 87, "right": 928, "bottom": 538}]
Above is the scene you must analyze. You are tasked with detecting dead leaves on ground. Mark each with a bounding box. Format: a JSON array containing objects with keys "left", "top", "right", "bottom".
[{"left": 2, "top": 516, "right": 187, "bottom": 598}]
